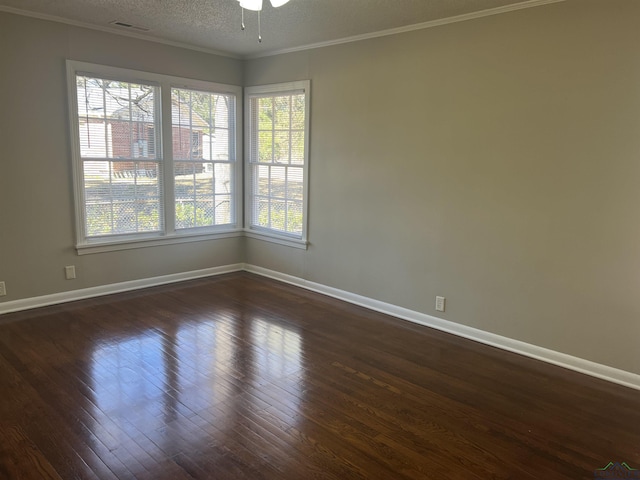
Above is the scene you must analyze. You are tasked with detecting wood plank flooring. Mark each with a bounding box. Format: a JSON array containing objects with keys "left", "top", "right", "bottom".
[{"left": 0, "top": 272, "right": 638, "bottom": 479}]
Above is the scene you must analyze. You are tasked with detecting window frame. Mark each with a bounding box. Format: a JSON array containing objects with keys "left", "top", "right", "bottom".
[
  {"left": 66, "top": 61, "right": 243, "bottom": 255},
  {"left": 244, "top": 80, "right": 310, "bottom": 249}
]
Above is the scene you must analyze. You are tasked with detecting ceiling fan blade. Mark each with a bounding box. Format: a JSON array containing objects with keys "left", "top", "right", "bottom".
[
  {"left": 239, "top": 0, "right": 263, "bottom": 11},
  {"left": 270, "top": 0, "right": 291, "bottom": 7}
]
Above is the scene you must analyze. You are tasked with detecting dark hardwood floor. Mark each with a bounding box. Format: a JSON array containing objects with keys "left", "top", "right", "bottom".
[{"left": 0, "top": 272, "right": 638, "bottom": 479}]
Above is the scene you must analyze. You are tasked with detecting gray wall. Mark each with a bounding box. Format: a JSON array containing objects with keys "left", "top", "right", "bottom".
[
  {"left": 245, "top": 0, "right": 640, "bottom": 375},
  {"left": 0, "top": 13, "right": 244, "bottom": 300},
  {"left": 2, "top": 0, "right": 640, "bottom": 376}
]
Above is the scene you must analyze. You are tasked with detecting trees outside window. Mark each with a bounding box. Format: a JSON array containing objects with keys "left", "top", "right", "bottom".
[
  {"left": 245, "top": 81, "right": 310, "bottom": 247},
  {"left": 67, "top": 61, "right": 242, "bottom": 253}
]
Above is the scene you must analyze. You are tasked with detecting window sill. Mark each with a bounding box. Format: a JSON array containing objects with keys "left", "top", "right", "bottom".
[
  {"left": 244, "top": 229, "right": 309, "bottom": 250},
  {"left": 76, "top": 229, "right": 244, "bottom": 255}
]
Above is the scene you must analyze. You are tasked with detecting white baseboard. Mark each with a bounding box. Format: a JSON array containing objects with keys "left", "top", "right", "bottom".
[
  {"left": 0, "top": 264, "right": 244, "bottom": 316},
  {"left": 2, "top": 261, "right": 639, "bottom": 391},
  {"left": 244, "top": 264, "right": 640, "bottom": 391}
]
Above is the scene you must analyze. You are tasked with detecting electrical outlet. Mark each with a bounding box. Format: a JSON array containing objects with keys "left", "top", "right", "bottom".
[
  {"left": 435, "top": 296, "right": 445, "bottom": 312},
  {"left": 0, "top": 281, "right": 6, "bottom": 296},
  {"left": 65, "top": 265, "right": 76, "bottom": 280}
]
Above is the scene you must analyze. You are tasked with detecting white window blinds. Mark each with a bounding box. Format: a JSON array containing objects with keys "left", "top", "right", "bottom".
[
  {"left": 68, "top": 61, "right": 242, "bottom": 252},
  {"left": 76, "top": 76, "right": 162, "bottom": 237},
  {"left": 171, "top": 88, "right": 236, "bottom": 229}
]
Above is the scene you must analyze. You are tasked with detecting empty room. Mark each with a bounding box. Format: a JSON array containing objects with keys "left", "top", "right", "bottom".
[{"left": 1, "top": 0, "right": 639, "bottom": 478}]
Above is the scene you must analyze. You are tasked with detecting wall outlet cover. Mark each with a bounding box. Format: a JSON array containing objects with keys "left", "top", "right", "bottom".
[
  {"left": 65, "top": 266, "right": 76, "bottom": 280},
  {"left": 435, "top": 296, "right": 445, "bottom": 312}
]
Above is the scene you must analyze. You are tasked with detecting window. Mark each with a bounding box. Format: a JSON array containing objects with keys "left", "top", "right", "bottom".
[
  {"left": 74, "top": 75, "right": 162, "bottom": 237},
  {"left": 171, "top": 87, "right": 235, "bottom": 229},
  {"left": 245, "top": 81, "right": 310, "bottom": 248},
  {"left": 67, "top": 61, "right": 242, "bottom": 253}
]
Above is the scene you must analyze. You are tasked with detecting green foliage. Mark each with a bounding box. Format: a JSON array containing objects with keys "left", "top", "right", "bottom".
[
  {"left": 175, "top": 202, "right": 212, "bottom": 229},
  {"left": 86, "top": 206, "right": 111, "bottom": 236},
  {"left": 85, "top": 202, "right": 159, "bottom": 236},
  {"left": 257, "top": 204, "right": 303, "bottom": 235},
  {"left": 86, "top": 200, "right": 229, "bottom": 236},
  {"left": 257, "top": 93, "right": 305, "bottom": 164}
]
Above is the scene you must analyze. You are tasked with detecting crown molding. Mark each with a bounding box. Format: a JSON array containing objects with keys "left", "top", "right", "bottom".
[
  {"left": 4, "top": 0, "right": 565, "bottom": 61},
  {"left": 0, "top": 5, "right": 240, "bottom": 59},
  {"left": 246, "top": 0, "right": 566, "bottom": 59}
]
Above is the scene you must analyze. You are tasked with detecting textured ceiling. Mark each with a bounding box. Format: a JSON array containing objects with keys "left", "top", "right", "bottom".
[{"left": 0, "top": 0, "right": 559, "bottom": 57}]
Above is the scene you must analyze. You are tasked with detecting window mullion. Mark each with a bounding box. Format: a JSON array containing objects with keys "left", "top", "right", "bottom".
[
  {"left": 214, "top": 96, "right": 220, "bottom": 224},
  {"left": 189, "top": 91, "right": 196, "bottom": 227},
  {"left": 161, "top": 82, "right": 175, "bottom": 235},
  {"left": 109, "top": 161, "right": 115, "bottom": 233},
  {"left": 268, "top": 165, "right": 272, "bottom": 228},
  {"left": 285, "top": 96, "right": 293, "bottom": 232}
]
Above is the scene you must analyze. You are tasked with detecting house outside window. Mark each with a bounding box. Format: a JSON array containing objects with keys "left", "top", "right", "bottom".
[{"left": 67, "top": 61, "right": 242, "bottom": 254}]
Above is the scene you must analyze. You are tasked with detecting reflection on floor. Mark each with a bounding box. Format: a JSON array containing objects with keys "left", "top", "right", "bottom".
[
  {"left": 91, "top": 313, "right": 303, "bottom": 459},
  {"left": 0, "top": 272, "right": 639, "bottom": 479}
]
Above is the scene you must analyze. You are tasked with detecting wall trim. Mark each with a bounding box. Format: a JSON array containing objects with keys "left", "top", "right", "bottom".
[
  {"left": 2, "top": 260, "right": 638, "bottom": 391},
  {"left": 247, "top": 0, "right": 566, "bottom": 59},
  {"left": 2, "top": 1, "right": 565, "bottom": 61},
  {"left": 244, "top": 264, "right": 640, "bottom": 392},
  {"left": 0, "top": 264, "right": 243, "bottom": 316},
  {"left": 0, "top": 5, "right": 239, "bottom": 59}
]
